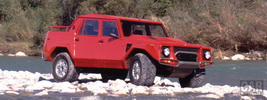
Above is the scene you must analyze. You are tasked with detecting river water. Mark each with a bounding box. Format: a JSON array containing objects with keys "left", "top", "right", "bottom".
[{"left": 0, "top": 56, "right": 266, "bottom": 99}]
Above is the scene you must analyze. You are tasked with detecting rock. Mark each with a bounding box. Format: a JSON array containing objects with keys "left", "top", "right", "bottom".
[
  {"left": 5, "top": 91, "right": 20, "bottom": 95},
  {"left": 245, "top": 57, "right": 251, "bottom": 60},
  {"left": 149, "top": 86, "right": 174, "bottom": 95},
  {"left": 222, "top": 56, "right": 231, "bottom": 60},
  {"left": 182, "top": 88, "right": 193, "bottom": 93},
  {"left": 25, "top": 81, "right": 46, "bottom": 91},
  {"left": 79, "top": 96, "right": 102, "bottom": 100},
  {"left": 0, "top": 84, "right": 9, "bottom": 91},
  {"left": 241, "top": 96, "right": 252, "bottom": 100},
  {"left": 197, "top": 94, "right": 220, "bottom": 99},
  {"left": 15, "top": 51, "right": 27, "bottom": 57},
  {"left": 0, "top": 53, "right": 3, "bottom": 56},
  {"left": 61, "top": 88, "right": 76, "bottom": 93},
  {"left": 153, "top": 77, "right": 161, "bottom": 85},
  {"left": 34, "top": 90, "right": 48, "bottom": 96},
  {"left": 131, "top": 86, "right": 148, "bottom": 95},
  {"left": 0, "top": 92, "right": 4, "bottom": 95},
  {"left": 231, "top": 54, "right": 245, "bottom": 60},
  {"left": 7, "top": 54, "right": 15, "bottom": 56}
]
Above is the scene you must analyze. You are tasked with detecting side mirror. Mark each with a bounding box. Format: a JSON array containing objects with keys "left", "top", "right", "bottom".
[{"left": 110, "top": 33, "right": 119, "bottom": 39}]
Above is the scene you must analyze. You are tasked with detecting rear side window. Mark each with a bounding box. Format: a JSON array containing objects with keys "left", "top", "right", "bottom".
[
  {"left": 78, "top": 20, "right": 99, "bottom": 35},
  {"left": 102, "top": 21, "right": 118, "bottom": 36}
]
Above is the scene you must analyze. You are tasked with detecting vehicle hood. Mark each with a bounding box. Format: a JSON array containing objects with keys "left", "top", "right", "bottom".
[{"left": 128, "top": 35, "right": 202, "bottom": 47}]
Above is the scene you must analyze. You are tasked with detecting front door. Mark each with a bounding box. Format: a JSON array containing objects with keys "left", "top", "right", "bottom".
[{"left": 74, "top": 19, "right": 100, "bottom": 67}]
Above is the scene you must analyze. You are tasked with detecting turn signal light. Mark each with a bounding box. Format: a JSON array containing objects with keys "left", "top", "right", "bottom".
[
  {"left": 200, "top": 62, "right": 213, "bottom": 67},
  {"left": 160, "top": 59, "right": 178, "bottom": 66}
]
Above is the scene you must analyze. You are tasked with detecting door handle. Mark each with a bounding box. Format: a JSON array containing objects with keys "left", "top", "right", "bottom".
[
  {"left": 99, "top": 40, "right": 104, "bottom": 43},
  {"left": 75, "top": 38, "right": 79, "bottom": 41}
]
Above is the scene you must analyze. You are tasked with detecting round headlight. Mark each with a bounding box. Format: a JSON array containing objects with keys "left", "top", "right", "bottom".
[
  {"left": 163, "top": 48, "right": 170, "bottom": 57},
  {"left": 204, "top": 51, "right": 211, "bottom": 60}
]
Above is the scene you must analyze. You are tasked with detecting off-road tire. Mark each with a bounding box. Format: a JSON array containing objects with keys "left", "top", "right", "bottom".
[
  {"left": 101, "top": 70, "right": 128, "bottom": 82},
  {"left": 52, "top": 52, "right": 80, "bottom": 82},
  {"left": 129, "top": 53, "right": 156, "bottom": 86},
  {"left": 179, "top": 68, "right": 205, "bottom": 88}
]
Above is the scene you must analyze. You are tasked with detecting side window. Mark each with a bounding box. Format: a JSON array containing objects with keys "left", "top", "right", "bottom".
[
  {"left": 102, "top": 21, "right": 118, "bottom": 36},
  {"left": 78, "top": 20, "right": 99, "bottom": 35}
]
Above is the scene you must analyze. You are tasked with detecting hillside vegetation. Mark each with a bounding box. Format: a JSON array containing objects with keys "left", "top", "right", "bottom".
[{"left": 0, "top": 0, "right": 266, "bottom": 56}]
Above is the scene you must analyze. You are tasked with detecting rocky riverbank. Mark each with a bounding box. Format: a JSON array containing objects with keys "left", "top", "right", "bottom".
[
  {"left": 0, "top": 69, "right": 266, "bottom": 99},
  {"left": 0, "top": 51, "right": 27, "bottom": 57}
]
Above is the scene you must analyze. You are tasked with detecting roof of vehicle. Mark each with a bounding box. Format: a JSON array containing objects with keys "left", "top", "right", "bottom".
[{"left": 79, "top": 14, "right": 162, "bottom": 24}]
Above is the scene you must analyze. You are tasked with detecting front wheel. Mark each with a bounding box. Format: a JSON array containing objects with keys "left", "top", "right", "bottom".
[
  {"left": 179, "top": 68, "right": 205, "bottom": 88},
  {"left": 129, "top": 53, "right": 156, "bottom": 86},
  {"left": 52, "top": 52, "right": 80, "bottom": 82}
]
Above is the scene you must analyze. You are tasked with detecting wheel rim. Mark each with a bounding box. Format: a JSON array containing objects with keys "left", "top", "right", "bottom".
[
  {"left": 132, "top": 61, "right": 141, "bottom": 80},
  {"left": 55, "top": 59, "right": 68, "bottom": 78}
]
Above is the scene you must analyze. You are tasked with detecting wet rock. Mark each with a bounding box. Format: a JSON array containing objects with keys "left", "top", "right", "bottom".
[
  {"left": 231, "top": 54, "right": 245, "bottom": 60},
  {"left": 0, "top": 92, "right": 4, "bottom": 95},
  {"left": 61, "top": 88, "right": 76, "bottom": 93},
  {"left": 131, "top": 86, "right": 148, "bottom": 95},
  {"left": 5, "top": 91, "right": 19, "bottom": 95},
  {"left": 241, "top": 96, "right": 252, "bottom": 100},
  {"left": 182, "top": 88, "right": 193, "bottom": 93},
  {"left": 0, "top": 83, "right": 9, "bottom": 91},
  {"left": 25, "top": 84, "right": 45, "bottom": 91},
  {"left": 149, "top": 86, "right": 174, "bottom": 95},
  {"left": 34, "top": 90, "right": 48, "bottom": 96},
  {"left": 15, "top": 51, "right": 27, "bottom": 57},
  {"left": 197, "top": 94, "right": 220, "bottom": 99},
  {"left": 7, "top": 54, "right": 15, "bottom": 57},
  {"left": 37, "top": 80, "right": 53, "bottom": 89},
  {"left": 86, "top": 81, "right": 108, "bottom": 95},
  {"left": 222, "top": 56, "right": 231, "bottom": 60}
]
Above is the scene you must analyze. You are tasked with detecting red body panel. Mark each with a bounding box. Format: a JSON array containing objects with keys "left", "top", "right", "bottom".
[{"left": 43, "top": 14, "right": 213, "bottom": 70}]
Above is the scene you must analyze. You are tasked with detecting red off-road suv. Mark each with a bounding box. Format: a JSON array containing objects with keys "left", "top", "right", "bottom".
[{"left": 43, "top": 14, "right": 213, "bottom": 87}]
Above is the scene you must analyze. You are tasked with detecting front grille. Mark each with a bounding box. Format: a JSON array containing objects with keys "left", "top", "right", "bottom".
[
  {"left": 174, "top": 47, "right": 199, "bottom": 62},
  {"left": 176, "top": 53, "right": 198, "bottom": 62}
]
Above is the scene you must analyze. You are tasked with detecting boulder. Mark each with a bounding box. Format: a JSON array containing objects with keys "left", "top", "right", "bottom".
[
  {"left": 7, "top": 54, "right": 15, "bottom": 57},
  {"left": 222, "top": 56, "right": 231, "bottom": 60},
  {"left": 5, "top": 91, "right": 19, "bottom": 95},
  {"left": 231, "top": 54, "right": 245, "bottom": 60},
  {"left": 0, "top": 83, "right": 9, "bottom": 91},
  {"left": 34, "top": 90, "right": 48, "bottom": 96},
  {"left": 15, "top": 51, "right": 27, "bottom": 57}
]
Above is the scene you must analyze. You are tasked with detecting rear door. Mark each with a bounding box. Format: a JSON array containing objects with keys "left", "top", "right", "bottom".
[
  {"left": 74, "top": 19, "right": 100, "bottom": 67},
  {"left": 95, "top": 20, "right": 127, "bottom": 69}
]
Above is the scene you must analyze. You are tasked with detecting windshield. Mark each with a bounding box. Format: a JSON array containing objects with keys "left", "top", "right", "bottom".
[{"left": 121, "top": 20, "right": 168, "bottom": 37}]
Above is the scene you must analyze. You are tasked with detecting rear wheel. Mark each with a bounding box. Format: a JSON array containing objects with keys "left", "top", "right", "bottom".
[
  {"left": 52, "top": 52, "right": 80, "bottom": 82},
  {"left": 101, "top": 70, "right": 128, "bottom": 82},
  {"left": 179, "top": 68, "right": 205, "bottom": 88},
  {"left": 129, "top": 53, "right": 156, "bottom": 86}
]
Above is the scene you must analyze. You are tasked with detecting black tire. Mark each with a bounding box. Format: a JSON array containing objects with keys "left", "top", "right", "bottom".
[
  {"left": 101, "top": 70, "right": 128, "bottom": 82},
  {"left": 129, "top": 53, "right": 156, "bottom": 86},
  {"left": 52, "top": 52, "right": 80, "bottom": 82},
  {"left": 179, "top": 68, "right": 205, "bottom": 88}
]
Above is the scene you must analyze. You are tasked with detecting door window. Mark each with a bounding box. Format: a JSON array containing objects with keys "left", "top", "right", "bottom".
[
  {"left": 78, "top": 20, "right": 99, "bottom": 36},
  {"left": 102, "top": 21, "right": 118, "bottom": 37}
]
